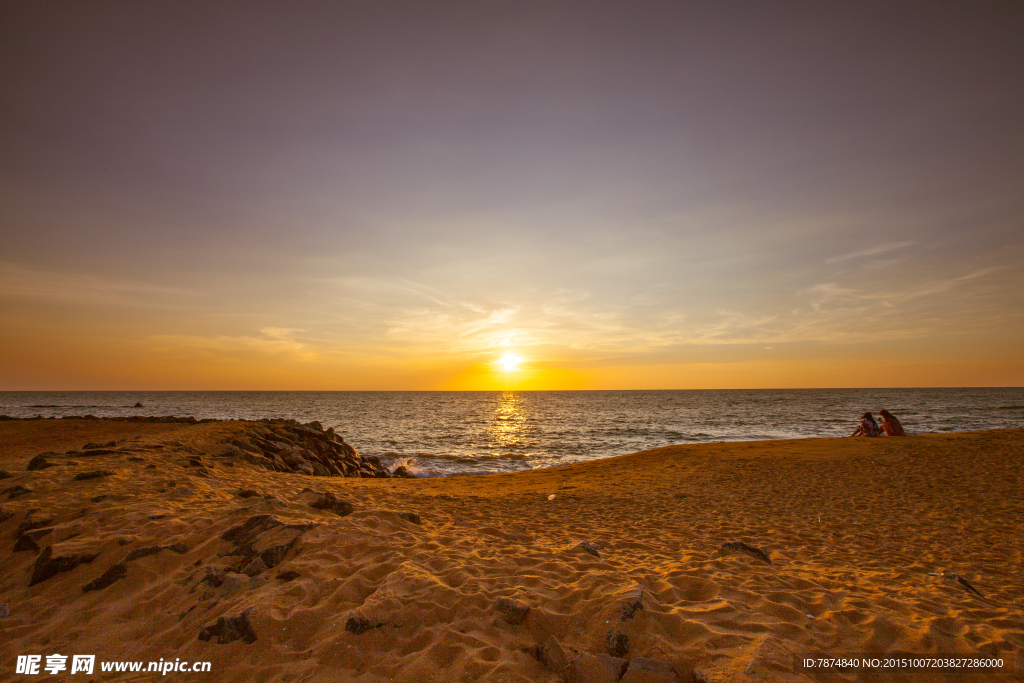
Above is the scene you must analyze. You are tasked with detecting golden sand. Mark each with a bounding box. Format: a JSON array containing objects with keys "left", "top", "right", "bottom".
[{"left": 1, "top": 419, "right": 1022, "bottom": 682}]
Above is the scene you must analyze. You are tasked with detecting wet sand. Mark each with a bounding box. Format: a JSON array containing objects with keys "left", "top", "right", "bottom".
[{"left": 1, "top": 418, "right": 1022, "bottom": 682}]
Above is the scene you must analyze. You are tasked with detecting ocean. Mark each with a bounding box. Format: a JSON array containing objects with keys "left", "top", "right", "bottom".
[{"left": 2, "top": 389, "right": 1022, "bottom": 476}]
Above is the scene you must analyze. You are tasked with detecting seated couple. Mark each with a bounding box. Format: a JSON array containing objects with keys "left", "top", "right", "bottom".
[{"left": 852, "top": 410, "right": 904, "bottom": 437}]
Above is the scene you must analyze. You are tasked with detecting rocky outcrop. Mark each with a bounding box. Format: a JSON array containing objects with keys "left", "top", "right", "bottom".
[
  {"left": 220, "top": 515, "right": 313, "bottom": 576},
  {"left": 198, "top": 610, "right": 257, "bottom": 644},
  {"left": 30, "top": 544, "right": 99, "bottom": 586},
  {"left": 220, "top": 419, "right": 391, "bottom": 479}
]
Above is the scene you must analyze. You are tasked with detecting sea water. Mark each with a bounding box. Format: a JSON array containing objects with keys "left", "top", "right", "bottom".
[{"left": 2, "top": 389, "right": 1022, "bottom": 476}]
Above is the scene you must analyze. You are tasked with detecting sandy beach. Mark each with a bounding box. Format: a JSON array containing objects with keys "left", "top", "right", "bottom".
[{"left": 1, "top": 418, "right": 1022, "bottom": 682}]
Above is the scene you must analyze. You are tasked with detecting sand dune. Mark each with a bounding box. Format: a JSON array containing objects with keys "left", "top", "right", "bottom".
[{"left": 1, "top": 418, "right": 1022, "bottom": 682}]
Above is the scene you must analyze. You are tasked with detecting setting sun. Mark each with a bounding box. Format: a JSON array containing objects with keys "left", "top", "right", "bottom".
[{"left": 496, "top": 353, "right": 523, "bottom": 373}]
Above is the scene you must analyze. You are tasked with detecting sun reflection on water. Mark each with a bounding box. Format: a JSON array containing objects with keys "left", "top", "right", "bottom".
[{"left": 489, "top": 391, "right": 529, "bottom": 449}]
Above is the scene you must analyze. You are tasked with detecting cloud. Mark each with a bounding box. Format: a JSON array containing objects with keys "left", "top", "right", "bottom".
[{"left": 826, "top": 241, "right": 916, "bottom": 264}]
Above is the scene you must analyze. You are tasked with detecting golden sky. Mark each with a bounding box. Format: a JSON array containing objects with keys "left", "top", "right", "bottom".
[{"left": 1, "top": 3, "right": 1022, "bottom": 390}]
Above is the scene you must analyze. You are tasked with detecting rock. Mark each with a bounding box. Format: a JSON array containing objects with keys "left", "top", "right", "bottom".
[
  {"left": 13, "top": 534, "right": 41, "bottom": 552},
  {"left": 123, "top": 546, "right": 165, "bottom": 562},
  {"left": 237, "top": 489, "right": 260, "bottom": 499},
  {"left": 621, "top": 585, "right": 645, "bottom": 621},
  {"left": 3, "top": 484, "right": 32, "bottom": 499},
  {"left": 606, "top": 629, "right": 629, "bottom": 657},
  {"left": 944, "top": 572, "right": 984, "bottom": 597},
  {"left": 26, "top": 454, "right": 57, "bottom": 471},
  {"left": 0, "top": 505, "right": 12, "bottom": 522},
  {"left": 198, "top": 610, "right": 257, "bottom": 644},
  {"left": 73, "top": 470, "right": 115, "bottom": 481},
  {"left": 391, "top": 465, "right": 416, "bottom": 478},
  {"left": 566, "top": 653, "right": 629, "bottom": 683},
  {"left": 310, "top": 461, "right": 332, "bottom": 477},
  {"left": 242, "top": 556, "right": 269, "bottom": 576},
  {"left": 540, "top": 635, "right": 570, "bottom": 672},
  {"left": 276, "top": 570, "right": 300, "bottom": 581},
  {"left": 721, "top": 541, "right": 771, "bottom": 564},
  {"left": 575, "top": 541, "right": 601, "bottom": 558},
  {"left": 30, "top": 544, "right": 99, "bottom": 586},
  {"left": 221, "top": 515, "right": 310, "bottom": 573},
  {"left": 200, "top": 567, "right": 226, "bottom": 588},
  {"left": 0, "top": 470, "right": 12, "bottom": 479},
  {"left": 83, "top": 441, "right": 117, "bottom": 450},
  {"left": 91, "top": 495, "right": 109, "bottom": 502},
  {"left": 345, "top": 614, "right": 387, "bottom": 634},
  {"left": 222, "top": 515, "right": 282, "bottom": 545},
  {"left": 620, "top": 658, "right": 679, "bottom": 683},
  {"left": 0, "top": 603, "right": 7, "bottom": 618},
  {"left": 83, "top": 563, "right": 128, "bottom": 592},
  {"left": 397, "top": 511, "right": 421, "bottom": 525},
  {"left": 309, "top": 492, "right": 353, "bottom": 517},
  {"left": 17, "top": 513, "right": 55, "bottom": 535},
  {"left": 134, "top": 402, "right": 144, "bottom": 407},
  {"left": 494, "top": 597, "right": 530, "bottom": 625},
  {"left": 127, "top": 456, "right": 145, "bottom": 462}
]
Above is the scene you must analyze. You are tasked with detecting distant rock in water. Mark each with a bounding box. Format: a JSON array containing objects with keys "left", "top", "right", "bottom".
[{"left": 134, "top": 402, "right": 144, "bottom": 407}]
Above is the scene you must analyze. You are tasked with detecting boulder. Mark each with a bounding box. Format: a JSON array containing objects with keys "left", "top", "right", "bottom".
[
  {"left": 0, "top": 470, "right": 12, "bottom": 479},
  {"left": 575, "top": 541, "right": 601, "bottom": 558}
]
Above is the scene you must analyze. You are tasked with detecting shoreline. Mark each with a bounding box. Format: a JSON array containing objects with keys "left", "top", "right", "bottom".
[{"left": 1, "top": 418, "right": 1022, "bottom": 681}]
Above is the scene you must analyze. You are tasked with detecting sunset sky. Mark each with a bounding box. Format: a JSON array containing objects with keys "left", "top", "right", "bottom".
[{"left": 1, "top": 2, "right": 1022, "bottom": 390}]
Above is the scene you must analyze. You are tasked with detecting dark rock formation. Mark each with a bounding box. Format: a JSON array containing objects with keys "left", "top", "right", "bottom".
[
  {"left": 0, "top": 470, "right": 12, "bottom": 479},
  {"left": 345, "top": 614, "right": 387, "bottom": 634},
  {"left": 83, "top": 563, "right": 128, "bottom": 592},
  {"left": 198, "top": 610, "right": 257, "bottom": 644},
  {"left": 575, "top": 541, "right": 601, "bottom": 558},
  {"left": 309, "top": 492, "right": 354, "bottom": 517},
  {"left": 30, "top": 545, "right": 99, "bottom": 586},
  {"left": 27, "top": 454, "right": 58, "bottom": 471},
  {"left": 220, "top": 515, "right": 312, "bottom": 576},
  {"left": 276, "top": 570, "right": 300, "bottom": 581},
  {"left": 620, "top": 585, "right": 645, "bottom": 621},
  {"left": 3, "top": 484, "right": 32, "bottom": 499},
  {"left": 721, "top": 541, "right": 771, "bottom": 564},
  {"left": 605, "top": 629, "right": 629, "bottom": 657},
  {"left": 73, "top": 470, "right": 115, "bottom": 481}
]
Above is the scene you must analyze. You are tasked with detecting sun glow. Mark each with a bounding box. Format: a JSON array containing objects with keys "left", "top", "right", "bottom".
[{"left": 496, "top": 353, "right": 524, "bottom": 372}]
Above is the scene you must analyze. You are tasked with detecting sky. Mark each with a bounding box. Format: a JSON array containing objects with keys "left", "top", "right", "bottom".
[{"left": 1, "top": 1, "right": 1022, "bottom": 390}]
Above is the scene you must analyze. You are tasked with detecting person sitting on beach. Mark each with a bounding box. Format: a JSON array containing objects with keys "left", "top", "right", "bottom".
[
  {"left": 851, "top": 412, "right": 881, "bottom": 437},
  {"left": 879, "top": 409, "right": 905, "bottom": 436}
]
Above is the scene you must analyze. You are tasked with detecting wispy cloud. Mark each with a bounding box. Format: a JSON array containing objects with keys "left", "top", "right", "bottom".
[{"left": 826, "top": 241, "right": 916, "bottom": 264}]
